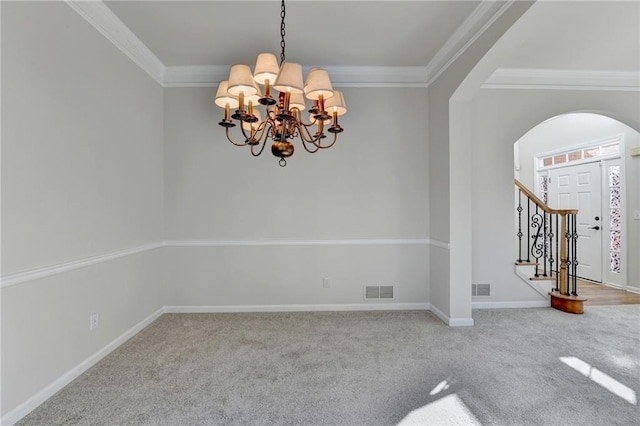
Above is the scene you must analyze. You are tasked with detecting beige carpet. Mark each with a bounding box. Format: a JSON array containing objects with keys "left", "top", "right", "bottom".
[{"left": 19, "top": 306, "right": 640, "bottom": 425}]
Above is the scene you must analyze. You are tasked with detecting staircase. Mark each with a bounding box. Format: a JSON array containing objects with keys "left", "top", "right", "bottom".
[{"left": 515, "top": 180, "right": 587, "bottom": 314}]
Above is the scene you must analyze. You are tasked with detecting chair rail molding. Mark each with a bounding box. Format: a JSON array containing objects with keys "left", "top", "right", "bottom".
[
  {"left": 1, "top": 239, "right": 438, "bottom": 288},
  {"left": 164, "top": 238, "right": 432, "bottom": 247},
  {"left": 0, "top": 243, "right": 164, "bottom": 288}
]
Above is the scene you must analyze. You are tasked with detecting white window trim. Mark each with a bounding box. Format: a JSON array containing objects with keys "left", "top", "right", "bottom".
[
  {"left": 602, "top": 158, "right": 627, "bottom": 289},
  {"left": 533, "top": 134, "right": 627, "bottom": 289},
  {"left": 535, "top": 134, "right": 623, "bottom": 172}
]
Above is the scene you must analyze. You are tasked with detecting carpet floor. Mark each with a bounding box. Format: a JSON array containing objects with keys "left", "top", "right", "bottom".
[{"left": 18, "top": 306, "right": 640, "bottom": 425}]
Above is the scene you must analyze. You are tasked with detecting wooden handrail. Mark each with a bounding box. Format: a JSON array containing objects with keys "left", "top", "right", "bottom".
[{"left": 514, "top": 179, "right": 578, "bottom": 215}]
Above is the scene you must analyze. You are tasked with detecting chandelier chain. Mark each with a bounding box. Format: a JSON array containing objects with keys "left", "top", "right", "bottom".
[{"left": 280, "top": 0, "right": 286, "bottom": 65}]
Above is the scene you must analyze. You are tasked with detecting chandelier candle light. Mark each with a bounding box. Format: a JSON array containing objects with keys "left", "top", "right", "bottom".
[{"left": 215, "top": 0, "right": 346, "bottom": 167}]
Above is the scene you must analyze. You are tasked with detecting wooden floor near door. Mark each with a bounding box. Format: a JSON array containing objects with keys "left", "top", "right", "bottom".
[{"left": 578, "top": 279, "right": 640, "bottom": 305}]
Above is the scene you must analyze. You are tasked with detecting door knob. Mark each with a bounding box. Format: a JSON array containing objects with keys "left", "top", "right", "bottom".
[{"left": 589, "top": 225, "right": 600, "bottom": 230}]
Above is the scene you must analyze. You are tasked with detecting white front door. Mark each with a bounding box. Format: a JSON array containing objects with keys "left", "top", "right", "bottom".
[{"left": 548, "top": 162, "right": 602, "bottom": 282}]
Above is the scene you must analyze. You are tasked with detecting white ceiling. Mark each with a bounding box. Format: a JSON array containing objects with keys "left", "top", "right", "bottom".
[{"left": 104, "top": 0, "right": 481, "bottom": 67}]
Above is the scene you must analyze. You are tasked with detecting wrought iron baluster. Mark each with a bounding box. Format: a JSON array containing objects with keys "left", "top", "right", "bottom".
[
  {"left": 572, "top": 214, "right": 579, "bottom": 296},
  {"left": 554, "top": 214, "right": 559, "bottom": 292},
  {"left": 531, "top": 205, "right": 544, "bottom": 277},
  {"left": 527, "top": 199, "right": 531, "bottom": 263},
  {"left": 564, "top": 214, "right": 573, "bottom": 296},
  {"left": 543, "top": 212, "right": 548, "bottom": 277},
  {"left": 517, "top": 191, "right": 523, "bottom": 262},
  {"left": 547, "top": 212, "right": 554, "bottom": 281}
]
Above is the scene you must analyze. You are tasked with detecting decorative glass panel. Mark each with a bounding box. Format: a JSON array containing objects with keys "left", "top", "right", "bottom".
[
  {"left": 568, "top": 151, "right": 582, "bottom": 161},
  {"left": 610, "top": 251, "right": 621, "bottom": 273},
  {"left": 610, "top": 187, "right": 621, "bottom": 208},
  {"left": 610, "top": 230, "right": 621, "bottom": 251},
  {"left": 601, "top": 143, "right": 620, "bottom": 156},
  {"left": 539, "top": 176, "right": 548, "bottom": 192},
  {"left": 553, "top": 154, "right": 567, "bottom": 164},
  {"left": 543, "top": 157, "right": 553, "bottom": 167},
  {"left": 609, "top": 166, "right": 620, "bottom": 187},
  {"left": 610, "top": 208, "right": 621, "bottom": 229},
  {"left": 583, "top": 147, "right": 599, "bottom": 158},
  {"left": 607, "top": 164, "right": 622, "bottom": 277}
]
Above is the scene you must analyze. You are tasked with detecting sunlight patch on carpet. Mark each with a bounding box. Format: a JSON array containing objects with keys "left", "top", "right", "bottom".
[
  {"left": 397, "top": 394, "right": 481, "bottom": 426},
  {"left": 560, "top": 356, "right": 637, "bottom": 405}
]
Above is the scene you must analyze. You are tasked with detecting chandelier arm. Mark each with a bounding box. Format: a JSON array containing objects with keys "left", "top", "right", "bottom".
[
  {"left": 225, "top": 127, "right": 250, "bottom": 147},
  {"left": 296, "top": 124, "right": 320, "bottom": 153},
  {"left": 253, "top": 120, "right": 270, "bottom": 141},
  {"left": 297, "top": 121, "right": 323, "bottom": 144},
  {"left": 300, "top": 141, "right": 320, "bottom": 154},
  {"left": 250, "top": 126, "right": 272, "bottom": 157},
  {"left": 313, "top": 133, "right": 339, "bottom": 150},
  {"left": 291, "top": 108, "right": 318, "bottom": 128}
]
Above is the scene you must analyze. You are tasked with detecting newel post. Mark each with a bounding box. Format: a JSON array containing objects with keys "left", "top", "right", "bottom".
[{"left": 558, "top": 212, "right": 568, "bottom": 295}]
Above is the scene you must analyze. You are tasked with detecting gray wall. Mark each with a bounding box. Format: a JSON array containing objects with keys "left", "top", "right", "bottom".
[
  {"left": 470, "top": 89, "right": 640, "bottom": 303},
  {"left": 427, "top": 0, "right": 534, "bottom": 321},
  {"left": 162, "top": 86, "right": 430, "bottom": 306},
  {"left": 1, "top": 2, "right": 164, "bottom": 416}
]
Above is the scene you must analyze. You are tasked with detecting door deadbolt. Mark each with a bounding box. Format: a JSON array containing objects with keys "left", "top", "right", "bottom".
[{"left": 594, "top": 216, "right": 600, "bottom": 221}]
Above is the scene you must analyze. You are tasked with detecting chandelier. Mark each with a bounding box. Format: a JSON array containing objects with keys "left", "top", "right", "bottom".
[{"left": 214, "top": 0, "right": 347, "bottom": 167}]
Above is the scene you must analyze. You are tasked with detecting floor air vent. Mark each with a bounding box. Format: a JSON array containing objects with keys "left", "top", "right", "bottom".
[
  {"left": 365, "top": 286, "right": 394, "bottom": 300},
  {"left": 472, "top": 283, "right": 491, "bottom": 297}
]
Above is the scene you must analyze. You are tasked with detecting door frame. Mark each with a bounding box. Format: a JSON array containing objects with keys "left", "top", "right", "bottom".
[{"left": 533, "top": 134, "right": 627, "bottom": 289}]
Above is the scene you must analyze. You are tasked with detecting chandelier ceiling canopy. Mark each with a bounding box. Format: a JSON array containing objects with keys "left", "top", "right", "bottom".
[{"left": 215, "top": 0, "right": 346, "bottom": 167}]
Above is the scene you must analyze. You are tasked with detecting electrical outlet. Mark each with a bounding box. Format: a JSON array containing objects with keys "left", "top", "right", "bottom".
[
  {"left": 89, "top": 313, "right": 99, "bottom": 331},
  {"left": 634, "top": 211, "right": 640, "bottom": 220},
  {"left": 322, "top": 278, "right": 330, "bottom": 288}
]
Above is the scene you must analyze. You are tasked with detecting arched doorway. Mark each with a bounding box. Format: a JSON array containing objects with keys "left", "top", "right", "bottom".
[{"left": 514, "top": 113, "right": 639, "bottom": 291}]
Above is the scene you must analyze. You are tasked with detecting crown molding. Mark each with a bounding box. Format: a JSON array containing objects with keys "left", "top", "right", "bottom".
[
  {"left": 64, "top": 0, "right": 164, "bottom": 85},
  {"left": 482, "top": 68, "right": 640, "bottom": 91},
  {"left": 78, "top": 0, "right": 638, "bottom": 93},
  {"left": 425, "top": 0, "right": 516, "bottom": 86},
  {"left": 65, "top": 0, "right": 516, "bottom": 89},
  {"left": 164, "top": 65, "right": 429, "bottom": 88}
]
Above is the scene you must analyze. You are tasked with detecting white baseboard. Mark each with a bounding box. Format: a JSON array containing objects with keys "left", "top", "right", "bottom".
[
  {"left": 1, "top": 307, "right": 165, "bottom": 426},
  {"left": 449, "top": 317, "right": 475, "bottom": 327},
  {"left": 164, "top": 303, "right": 430, "bottom": 314},
  {"left": 428, "top": 303, "right": 450, "bottom": 324},
  {"left": 626, "top": 285, "right": 640, "bottom": 295},
  {"left": 426, "top": 304, "right": 474, "bottom": 326},
  {"left": 473, "top": 300, "right": 550, "bottom": 309}
]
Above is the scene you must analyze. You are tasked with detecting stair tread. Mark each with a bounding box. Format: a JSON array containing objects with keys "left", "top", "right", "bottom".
[
  {"left": 549, "top": 291, "right": 587, "bottom": 301},
  {"left": 515, "top": 261, "right": 538, "bottom": 266},
  {"left": 530, "top": 275, "right": 556, "bottom": 281}
]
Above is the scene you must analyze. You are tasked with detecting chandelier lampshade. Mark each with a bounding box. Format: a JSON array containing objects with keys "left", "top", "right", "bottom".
[
  {"left": 304, "top": 68, "right": 334, "bottom": 100},
  {"left": 227, "top": 64, "right": 258, "bottom": 97},
  {"left": 214, "top": 0, "right": 346, "bottom": 167},
  {"left": 273, "top": 62, "right": 304, "bottom": 94},
  {"left": 254, "top": 53, "right": 280, "bottom": 85},
  {"left": 214, "top": 81, "right": 239, "bottom": 109},
  {"left": 324, "top": 90, "right": 347, "bottom": 116},
  {"left": 289, "top": 92, "right": 306, "bottom": 112}
]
